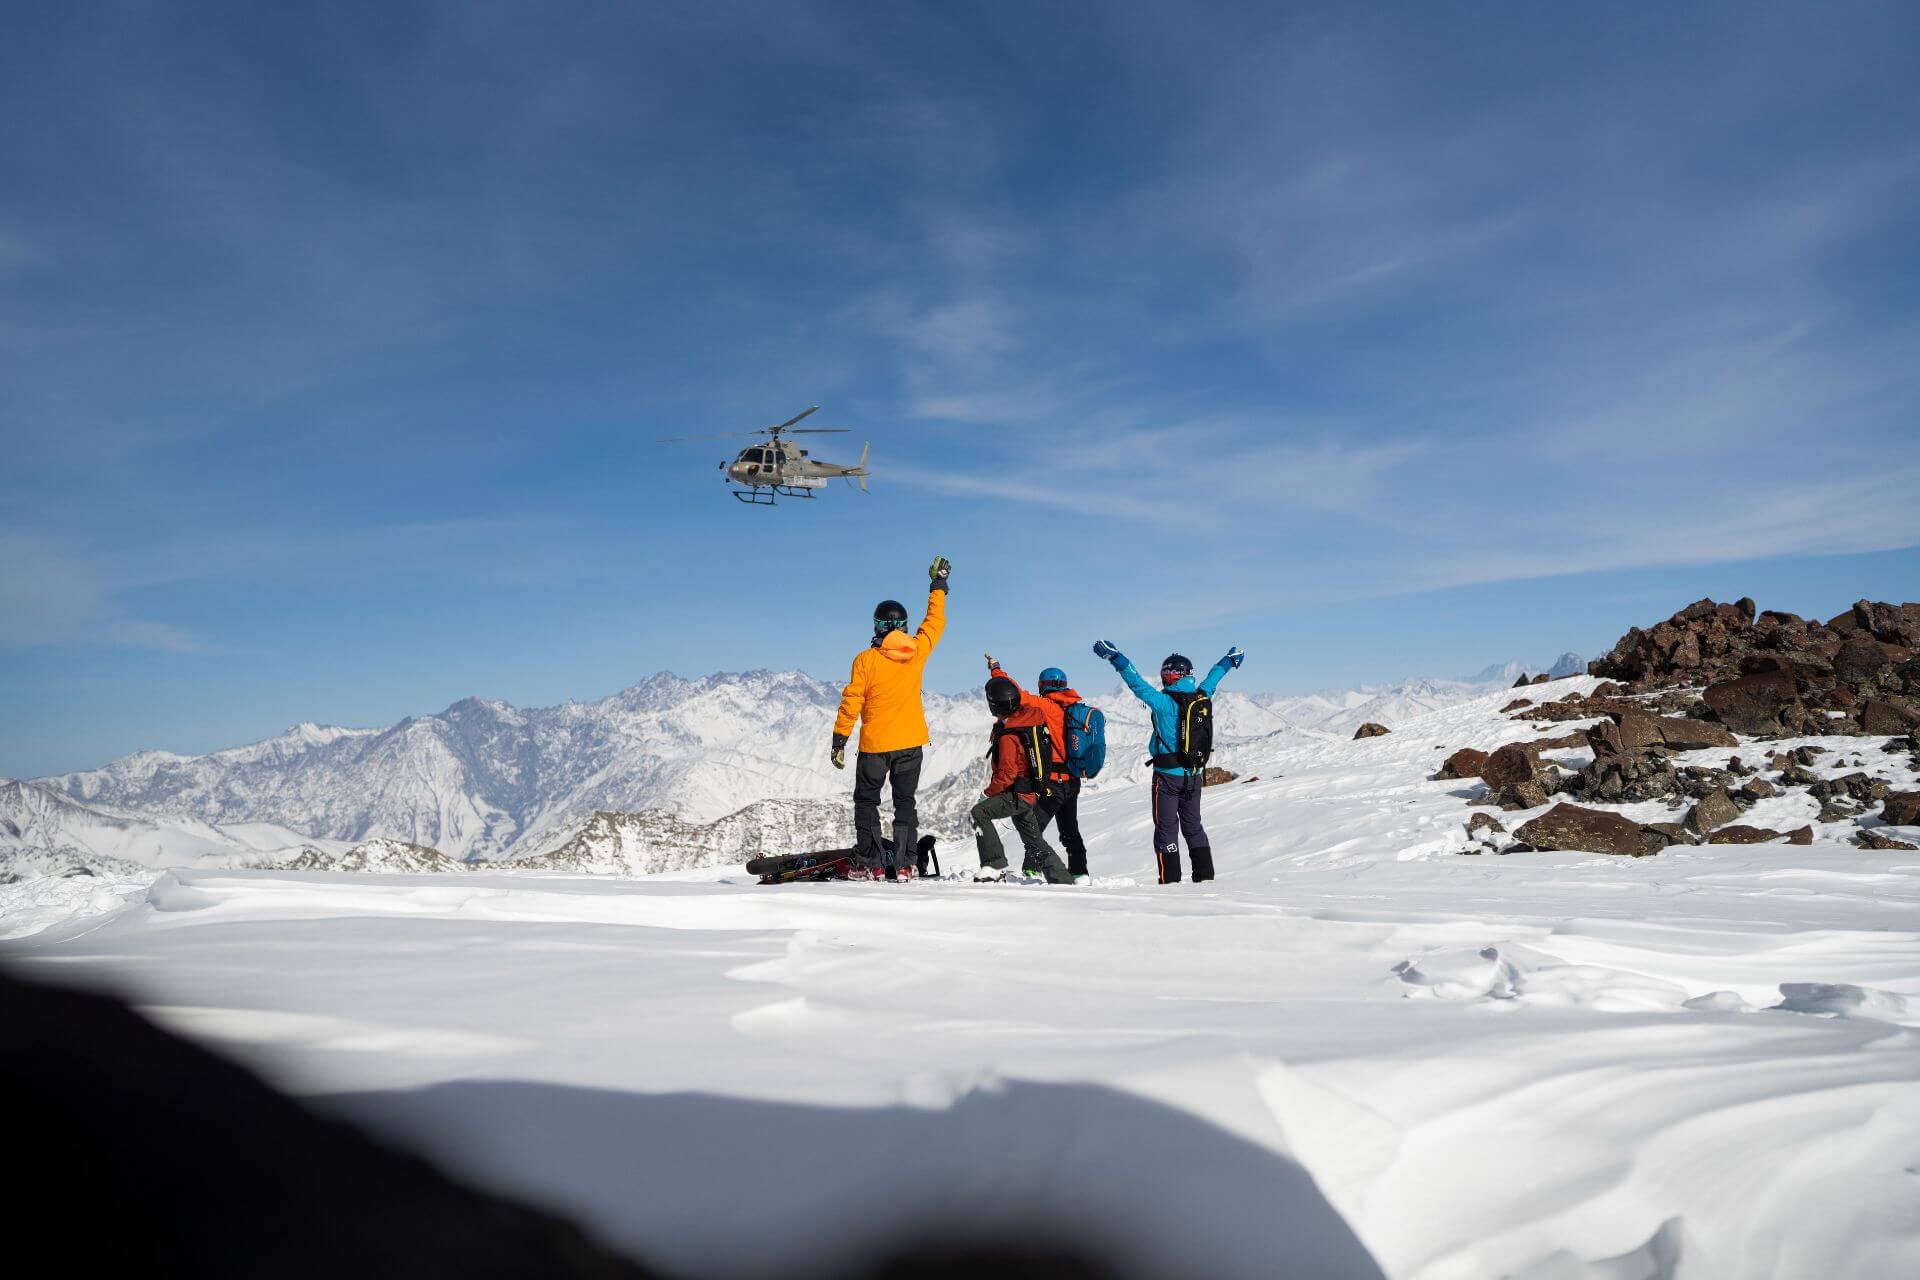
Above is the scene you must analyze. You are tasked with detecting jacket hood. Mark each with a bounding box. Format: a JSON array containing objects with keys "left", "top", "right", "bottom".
[
  {"left": 876, "top": 630, "right": 919, "bottom": 663},
  {"left": 1001, "top": 703, "right": 1048, "bottom": 729},
  {"left": 1043, "top": 687, "right": 1083, "bottom": 706},
  {"left": 1164, "top": 675, "right": 1198, "bottom": 693}
]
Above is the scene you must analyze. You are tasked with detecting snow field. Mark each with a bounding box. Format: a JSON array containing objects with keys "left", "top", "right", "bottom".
[{"left": 7, "top": 680, "right": 1919, "bottom": 1278}]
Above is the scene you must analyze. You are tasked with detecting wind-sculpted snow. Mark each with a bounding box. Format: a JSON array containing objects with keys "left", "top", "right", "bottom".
[{"left": 9, "top": 677, "right": 1918, "bottom": 1277}]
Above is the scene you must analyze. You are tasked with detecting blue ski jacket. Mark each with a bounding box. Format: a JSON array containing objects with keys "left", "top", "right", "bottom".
[{"left": 1113, "top": 657, "right": 1232, "bottom": 776}]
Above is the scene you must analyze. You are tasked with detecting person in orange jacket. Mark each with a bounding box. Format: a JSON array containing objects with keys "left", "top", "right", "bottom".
[
  {"left": 831, "top": 556, "right": 949, "bottom": 877},
  {"left": 970, "top": 675, "right": 1073, "bottom": 884}
]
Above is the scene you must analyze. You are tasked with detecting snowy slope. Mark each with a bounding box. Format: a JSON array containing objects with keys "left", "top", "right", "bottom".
[{"left": 9, "top": 680, "right": 1917, "bottom": 1279}]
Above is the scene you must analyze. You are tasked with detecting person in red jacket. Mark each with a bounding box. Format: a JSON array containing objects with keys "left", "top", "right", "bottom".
[{"left": 970, "top": 675, "right": 1073, "bottom": 884}]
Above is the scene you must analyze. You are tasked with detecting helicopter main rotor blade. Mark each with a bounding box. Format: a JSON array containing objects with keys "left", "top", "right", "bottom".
[
  {"left": 772, "top": 406, "right": 820, "bottom": 431},
  {"left": 783, "top": 427, "right": 849, "bottom": 434},
  {"left": 656, "top": 431, "right": 752, "bottom": 443}
]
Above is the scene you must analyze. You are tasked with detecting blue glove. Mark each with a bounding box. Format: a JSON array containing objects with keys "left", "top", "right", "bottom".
[
  {"left": 1092, "top": 639, "right": 1123, "bottom": 664},
  {"left": 1222, "top": 646, "right": 1245, "bottom": 670}
]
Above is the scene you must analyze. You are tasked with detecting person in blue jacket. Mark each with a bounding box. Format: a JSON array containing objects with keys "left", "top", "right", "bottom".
[{"left": 1092, "top": 640, "right": 1245, "bottom": 884}]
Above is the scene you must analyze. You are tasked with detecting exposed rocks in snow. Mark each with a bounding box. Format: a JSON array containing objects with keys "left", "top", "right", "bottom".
[
  {"left": 1514, "top": 804, "right": 1664, "bottom": 857},
  {"left": 1856, "top": 829, "right": 1919, "bottom": 851},
  {"left": 1352, "top": 722, "right": 1391, "bottom": 739},
  {"left": 1200, "top": 767, "right": 1239, "bottom": 787},
  {"left": 1589, "top": 596, "right": 1920, "bottom": 740},
  {"left": 1433, "top": 748, "right": 1489, "bottom": 780},
  {"left": 1704, "top": 824, "right": 1784, "bottom": 844},
  {"left": 1685, "top": 790, "right": 1739, "bottom": 835},
  {"left": 1478, "top": 742, "right": 1564, "bottom": 809},
  {"left": 1500, "top": 698, "right": 1532, "bottom": 713},
  {"left": 1883, "top": 791, "right": 1920, "bottom": 826},
  {"left": 1578, "top": 727, "right": 1680, "bottom": 804}
]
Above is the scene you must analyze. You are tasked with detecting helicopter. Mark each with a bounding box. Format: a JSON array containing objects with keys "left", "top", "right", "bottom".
[{"left": 662, "top": 407, "right": 871, "bottom": 505}]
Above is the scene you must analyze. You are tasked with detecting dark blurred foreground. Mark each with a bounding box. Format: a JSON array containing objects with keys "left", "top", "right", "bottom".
[{"left": 1, "top": 967, "right": 1114, "bottom": 1280}]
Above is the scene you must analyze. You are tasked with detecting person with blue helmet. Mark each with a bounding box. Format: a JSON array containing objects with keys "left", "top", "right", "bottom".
[
  {"left": 1092, "top": 639, "right": 1246, "bottom": 884},
  {"left": 1035, "top": 666, "right": 1093, "bottom": 880}
]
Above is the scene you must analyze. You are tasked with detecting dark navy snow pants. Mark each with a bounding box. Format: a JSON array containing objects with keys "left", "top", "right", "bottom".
[{"left": 1151, "top": 771, "right": 1213, "bottom": 884}]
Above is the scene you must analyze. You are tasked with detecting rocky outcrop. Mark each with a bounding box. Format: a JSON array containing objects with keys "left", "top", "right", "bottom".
[
  {"left": 1855, "top": 830, "right": 1919, "bottom": 851},
  {"left": 1352, "top": 723, "right": 1391, "bottom": 739},
  {"left": 1201, "top": 767, "right": 1239, "bottom": 787},
  {"left": 1514, "top": 804, "right": 1665, "bottom": 857},
  {"left": 1587, "top": 597, "right": 1920, "bottom": 741}
]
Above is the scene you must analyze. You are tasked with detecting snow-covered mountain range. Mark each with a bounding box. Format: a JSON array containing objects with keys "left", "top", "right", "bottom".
[{"left": 13, "top": 660, "right": 1573, "bottom": 878}]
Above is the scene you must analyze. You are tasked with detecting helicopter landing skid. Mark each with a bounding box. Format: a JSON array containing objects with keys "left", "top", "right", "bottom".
[{"left": 730, "top": 485, "right": 816, "bottom": 505}]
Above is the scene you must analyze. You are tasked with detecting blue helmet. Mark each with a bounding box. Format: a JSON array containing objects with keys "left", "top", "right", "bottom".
[{"left": 1038, "top": 667, "right": 1069, "bottom": 692}]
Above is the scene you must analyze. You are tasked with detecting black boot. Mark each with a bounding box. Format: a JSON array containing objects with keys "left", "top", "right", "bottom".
[{"left": 1190, "top": 847, "right": 1215, "bottom": 882}]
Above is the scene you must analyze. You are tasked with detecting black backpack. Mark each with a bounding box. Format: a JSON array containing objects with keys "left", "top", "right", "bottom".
[
  {"left": 994, "top": 722, "right": 1065, "bottom": 803},
  {"left": 1149, "top": 690, "right": 1213, "bottom": 771}
]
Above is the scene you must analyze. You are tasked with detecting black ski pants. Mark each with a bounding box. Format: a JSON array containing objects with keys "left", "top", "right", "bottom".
[
  {"left": 1039, "top": 775, "right": 1089, "bottom": 876},
  {"left": 853, "top": 746, "right": 921, "bottom": 869},
  {"left": 1151, "top": 770, "right": 1213, "bottom": 884}
]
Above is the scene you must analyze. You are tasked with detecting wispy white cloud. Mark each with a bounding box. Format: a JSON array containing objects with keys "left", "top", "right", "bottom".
[{"left": 0, "top": 534, "right": 201, "bottom": 652}]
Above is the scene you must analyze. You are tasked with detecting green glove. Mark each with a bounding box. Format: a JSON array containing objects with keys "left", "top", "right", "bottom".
[{"left": 929, "top": 556, "right": 951, "bottom": 592}]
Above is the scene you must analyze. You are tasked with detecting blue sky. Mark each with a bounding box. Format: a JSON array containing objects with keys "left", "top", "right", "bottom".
[{"left": 3, "top": 1, "right": 1917, "bottom": 776}]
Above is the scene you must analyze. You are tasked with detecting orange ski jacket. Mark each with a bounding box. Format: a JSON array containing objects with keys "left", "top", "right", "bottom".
[
  {"left": 984, "top": 703, "right": 1051, "bottom": 803},
  {"left": 833, "top": 587, "right": 947, "bottom": 754}
]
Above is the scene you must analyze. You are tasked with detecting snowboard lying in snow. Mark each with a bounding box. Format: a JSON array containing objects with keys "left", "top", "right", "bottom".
[{"left": 747, "top": 836, "right": 939, "bottom": 884}]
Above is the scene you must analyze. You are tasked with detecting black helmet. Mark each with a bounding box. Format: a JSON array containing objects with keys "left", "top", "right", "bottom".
[
  {"left": 985, "top": 675, "right": 1021, "bottom": 718},
  {"left": 1159, "top": 653, "right": 1193, "bottom": 685},
  {"left": 873, "top": 599, "right": 908, "bottom": 634}
]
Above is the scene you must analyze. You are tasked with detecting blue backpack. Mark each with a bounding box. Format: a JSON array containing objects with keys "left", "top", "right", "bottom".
[{"left": 1062, "top": 701, "right": 1107, "bottom": 779}]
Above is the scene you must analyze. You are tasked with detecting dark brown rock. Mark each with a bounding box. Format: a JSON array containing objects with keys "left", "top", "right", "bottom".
[
  {"left": 1703, "top": 670, "right": 1800, "bottom": 736},
  {"left": 1524, "top": 732, "right": 1589, "bottom": 752},
  {"left": 1502, "top": 779, "right": 1550, "bottom": 810},
  {"left": 1856, "top": 830, "right": 1920, "bottom": 851},
  {"left": 1201, "top": 767, "right": 1238, "bottom": 786},
  {"left": 1862, "top": 699, "right": 1920, "bottom": 736},
  {"left": 1686, "top": 789, "right": 1739, "bottom": 835},
  {"left": 1500, "top": 698, "right": 1532, "bottom": 713},
  {"left": 1433, "top": 748, "right": 1490, "bottom": 780},
  {"left": 1515, "top": 804, "right": 1666, "bottom": 856},
  {"left": 1654, "top": 717, "right": 1738, "bottom": 750},
  {"left": 1786, "top": 825, "right": 1814, "bottom": 845},
  {"left": 1531, "top": 673, "right": 1550, "bottom": 685},
  {"left": 1512, "top": 674, "right": 1531, "bottom": 689},
  {"left": 1642, "top": 822, "right": 1699, "bottom": 848},
  {"left": 1883, "top": 791, "right": 1920, "bottom": 827},
  {"left": 1707, "top": 825, "right": 1783, "bottom": 844},
  {"left": 1616, "top": 709, "right": 1662, "bottom": 751},
  {"left": 1834, "top": 637, "right": 1893, "bottom": 684},
  {"left": 1739, "top": 778, "right": 1776, "bottom": 801},
  {"left": 1590, "top": 681, "right": 1622, "bottom": 699},
  {"left": 1352, "top": 722, "right": 1391, "bottom": 739},
  {"left": 1467, "top": 813, "right": 1506, "bottom": 836},
  {"left": 1482, "top": 743, "right": 1541, "bottom": 791}
]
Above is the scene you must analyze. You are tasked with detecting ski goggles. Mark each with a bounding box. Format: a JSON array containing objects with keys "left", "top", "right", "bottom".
[
  {"left": 1160, "top": 667, "right": 1190, "bottom": 683},
  {"left": 874, "top": 618, "right": 909, "bottom": 632}
]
